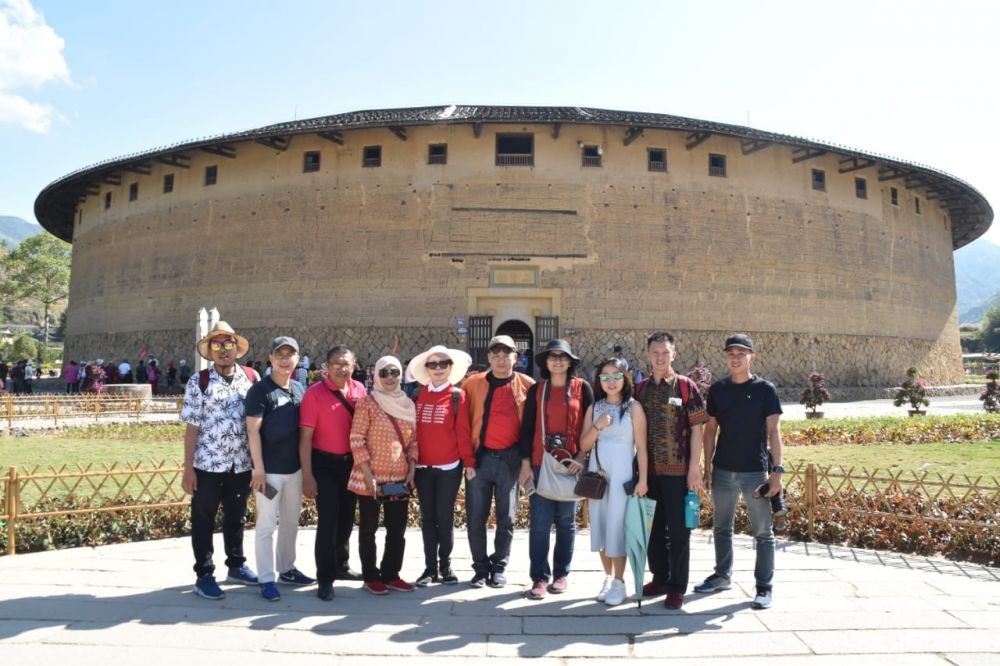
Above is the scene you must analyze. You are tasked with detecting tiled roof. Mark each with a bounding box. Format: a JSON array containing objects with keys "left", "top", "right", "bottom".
[{"left": 35, "top": 105, "right": 992, "bottom": 248}]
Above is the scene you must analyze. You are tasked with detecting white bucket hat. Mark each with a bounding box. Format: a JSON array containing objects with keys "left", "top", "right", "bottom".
[{"left": 405, "top": 345, "right": 473, "bottom": 386}]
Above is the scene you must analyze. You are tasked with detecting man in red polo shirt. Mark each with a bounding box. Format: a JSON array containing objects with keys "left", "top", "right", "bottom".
[{"left": 300, "top": 345, "right": 366, "bottom": 601}]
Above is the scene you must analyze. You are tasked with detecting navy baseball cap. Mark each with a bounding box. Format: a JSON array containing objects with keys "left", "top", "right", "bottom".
[
  {"left": 270, "top": 336, "right": 299, "bottom": 353},
  {"left": 724, "top": 334, "right": 754, "bottom": 352}
]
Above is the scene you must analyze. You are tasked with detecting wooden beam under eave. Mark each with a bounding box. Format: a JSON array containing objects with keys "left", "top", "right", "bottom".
[
  {"left": 122, "top": 162, "right": 152, "bottom": 175},
  {"left": 877, "top": 167, "right": 910, "bottom": 182},
  {"left": 685, "top": 131, "right": 710, "bottom": 150},
  {"left": 157, "top": 154, "right": 191, "bottom": 169},
  {"left": 201, "top": 144, "right": 237, "bottom": 159},
  {"left": 740, "top": 139, "right": 771, "bottom": 155},
  {"left": 318, "top": 131, "right": 344, "bottom": 145},
  {"left": 388, "top": 126, "right": 407, "bottom": 141},
  {"left": 623, "top": 126, "right": 644, "bottom": 146},
  {"left": 791, "top": 147, "right": 826, "bottom": 163},
  {"left": 551, "top": 123, "right": 561, "bottom": 139},
  {"left": 255, "top": 136, "right": 291, "bottom": 152},
  {"left": 838, "top": 157, "right": 876, "bottom": 173},
  {"left": 102, "top": 171, "right": 122, "bottom": 186}
]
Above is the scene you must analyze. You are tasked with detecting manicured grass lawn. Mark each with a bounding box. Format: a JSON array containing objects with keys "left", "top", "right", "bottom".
[{"left": 787, "top": 441, "right": 1000, "bottom": 479}]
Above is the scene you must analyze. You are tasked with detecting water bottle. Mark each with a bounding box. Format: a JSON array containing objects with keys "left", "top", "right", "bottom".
[{"left": 684, "top": 490, "right": 700, "bottom": 529}]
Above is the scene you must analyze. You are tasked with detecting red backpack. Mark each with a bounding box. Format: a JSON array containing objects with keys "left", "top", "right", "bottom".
[
  {"left": 635, "top": 374, "right": 691, "bottom": 405},
  {"left": 198, "top": 365, "right": 259, "bottom": 394}
]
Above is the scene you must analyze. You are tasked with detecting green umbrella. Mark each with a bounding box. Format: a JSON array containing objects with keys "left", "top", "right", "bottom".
[{"left": 624, "top": 494, "right": 657, "bottom": 607}]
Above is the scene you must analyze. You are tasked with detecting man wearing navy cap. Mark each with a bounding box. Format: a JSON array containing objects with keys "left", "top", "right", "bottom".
[{"left": 694, "top": 333, "right": 784, "bottom": 610}]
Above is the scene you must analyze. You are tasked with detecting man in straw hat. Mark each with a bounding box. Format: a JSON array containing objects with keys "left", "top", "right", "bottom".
[{"left": 180, "top": 321, "right": 261, "bottom": 600}]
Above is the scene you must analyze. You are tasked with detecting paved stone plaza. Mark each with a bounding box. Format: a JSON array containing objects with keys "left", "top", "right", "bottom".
[{"left": 1, "top": 528, "right": 998, "bottom": 664}]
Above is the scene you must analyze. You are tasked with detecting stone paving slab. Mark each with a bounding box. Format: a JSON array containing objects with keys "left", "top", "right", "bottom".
[{"left": 1, "top": 528, "right": 998, "bottom": 662}]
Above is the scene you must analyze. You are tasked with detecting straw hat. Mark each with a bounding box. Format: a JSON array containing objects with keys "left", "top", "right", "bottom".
[
  {"left": 196, "top": 321, "right": 250, "bottom": 360},
  {"left": 406, "top": 345, "right": 473, "bottom": 386}
]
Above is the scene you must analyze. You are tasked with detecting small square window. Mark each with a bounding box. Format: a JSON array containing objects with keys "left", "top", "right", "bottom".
[
  {"left": 204, "top": 165, "right": 218, "bottom": 186},
  {"left": 582, "top": 145, "right": 602, "bottom": 168},
  {"left": 915, "top": 196, "right": 921, "bottom": 214},
  {"left": 811, "top": 169, "right": 825, "bottom": 192},
  {"left": 129, "top": 182, "right": 138, "bottom": 201},
  {"left": 428, "top": 143, "right": 447, "bottom": 165},
  {"left": 363, "top": 145, "right": 382, "bottom": 168},
  {"left": 855, "top": 177, "right": 867, "bottom": 199},
  {"left": 104, "top": 192, "right": 112, "bottom": 210},
  {"left": 163, "top": 173, "right": 174, "bottom": 193},
  {"left": 647, "top": 148, "right": 667, "bottom": 172},
  {"left": 709, "top": 153, "right": 727, "bottom": 177},
  {"left": 496, "top": 134, "right": 534, "bottom": 166},
  {"left": 303, "top": 151, "right": 321, "bottom": 173},
  {"left": 890, "top": 186, "right": 899, "bottom": 206}
]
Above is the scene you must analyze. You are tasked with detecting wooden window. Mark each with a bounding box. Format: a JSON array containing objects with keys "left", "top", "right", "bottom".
[
  {"left": 303, "top": 151, "right": 321, "bottom": 173},
  {"left": 709, "top": 153, "right": 727, "bottom": 177},
  {"left": 129, "top": 183, "right": 138, "bottom": 201},
  {"left": 428, "top": 143, "right": 447, "bottom": 165},
  {"left": 855, "top": 177, "right": 867, "bottom": 199},
  {"left": 582, "top": 145, "right": 602, "bottom": 167},
  {"left": 363, "top": 145, "right": 381, "bottom": 167},
  {"left": 811, "top": 169, "right": 825, "bottom": 192},
  {"left": 890, "top": 186, "right": 899, "bottom": 206},
  {"left": 496, "top": 134, "right": 534, "bottom": 166},
  {"left": 163, "top": 173, "right": 174, "bottom": 193},
  {"left": 647, "top": 148, "right": 667, "bottom": 172},
  {"left": 915, "top": 196, "right": 921, "bottom": 214},
  {"left": 204, "top": 165, "right": 218, "bottom": 186},
  {"left": 104, "top": 192, "right": 111, "bottom": 210}
]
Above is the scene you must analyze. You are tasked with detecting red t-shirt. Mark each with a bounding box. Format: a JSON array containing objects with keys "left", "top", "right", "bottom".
[
  {"left": 299, "top": 377, "right": 367, "bottom": 454},
  {"left": 483, "top": 383, "right": 521, "bottom": 449},
  {"left": 415, "top": 387, "right": 474, "bottom": 467}
]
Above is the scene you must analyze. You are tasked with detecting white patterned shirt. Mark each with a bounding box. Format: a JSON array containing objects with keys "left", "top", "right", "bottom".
[{"left": 180, "top": 365, "right": 256, "bottom": 473}]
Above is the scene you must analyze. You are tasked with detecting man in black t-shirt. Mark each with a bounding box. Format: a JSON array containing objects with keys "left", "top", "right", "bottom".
[
  {"left": 694, "top": 334, "right": 784, "bottom": 610},
  {"left": 246, "top": 336, "right": 314, "bottom": 601}
]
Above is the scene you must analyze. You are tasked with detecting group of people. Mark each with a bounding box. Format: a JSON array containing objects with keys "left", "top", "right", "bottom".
[
  {"left": 59, "top": 358, "right": 191, "bottom": 394},
  {"left": 182, "top": 321, "right": 784, "bottom": 611},
  {"left": 0, "top": 358, "right": 41, "bottom": 393}
]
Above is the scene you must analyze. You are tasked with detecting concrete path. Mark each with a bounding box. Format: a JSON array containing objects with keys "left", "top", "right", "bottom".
[{"left": 1, "top": 528, "right": 998, "bottom": 664}]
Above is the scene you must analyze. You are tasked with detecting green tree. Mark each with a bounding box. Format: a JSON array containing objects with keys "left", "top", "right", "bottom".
[
  {"left": 1, "top": 233, "right": 71, "bottom": 360},
  {"left": 981, "top": 306, "right": 1000, "bottom": 353},
  {"left": 11, "top": 333, "right": 38, "bottom": 361}
]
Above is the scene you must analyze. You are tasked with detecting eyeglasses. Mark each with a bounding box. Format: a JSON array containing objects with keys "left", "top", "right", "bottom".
[
  {"left": 599, "top": 372, "right": 624, "bottom": 382},
  {"left": 488, "top": 347, "right": 515, "bottom": 357},
  {"left": 547, "top": 353, "right": 569, "bottom": 362},
  {"left": 425, "top": 360, "right": 453, "bottom": 370},
  {"left": 272, "top": 351, "right": 297, "bottom": 360},
  {"left": 378, "top": 368, "right": 401, "bottom": 378},
  {"left": 209, "top": 340, "right": 237, "bottom": 352}
]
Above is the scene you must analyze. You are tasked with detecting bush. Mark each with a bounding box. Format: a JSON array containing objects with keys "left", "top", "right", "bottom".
[
  {"left": 799, "top": 372, "right": 832, "bottom": 413},
  {"left": 980, "top": 370, "right": 1000, "bottom": 413},
  {"left": 782, "top": 413, "right": 1000, "bottom": 446},
  {"left": 893, "top": 366, "right": 930, "bottom": 412}
]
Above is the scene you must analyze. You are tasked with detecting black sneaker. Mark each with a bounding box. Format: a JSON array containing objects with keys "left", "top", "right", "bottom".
[
  {"left": 488, "top": 571, "right": 508, "bottom": 588},
  {"left": 335, "top": 566, "right": 363, "bottom": 582},
  {"left": 440, "top": 567, "right": 459, "bottom": 585},
  {"left": 415, "top": 569, "right": 438, "bottom": 587},
  {"left": 751, "top": 586, "right": 772, "bottom": 609},
  {"left": 317, "top": 581, "right": 334, "bottom": 601},
  {"left": 470, "top": 573, "right": 488, "bottom": 588}
]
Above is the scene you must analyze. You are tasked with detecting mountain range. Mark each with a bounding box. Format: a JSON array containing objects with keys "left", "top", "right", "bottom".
[
  {"left": 954, "top": 238, "right": 1000, "bottom": 325},
  {"left": 0, "top": 216, "right": 41, "bottom": 248}
]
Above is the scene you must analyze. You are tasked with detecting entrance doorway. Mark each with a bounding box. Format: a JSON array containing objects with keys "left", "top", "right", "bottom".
[{"left": 496, "top": 319, "right": 534, "bottom": 376}]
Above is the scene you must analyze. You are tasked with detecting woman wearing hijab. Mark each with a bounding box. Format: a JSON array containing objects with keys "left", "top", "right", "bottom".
[
  {"left": 405, "top": 345, "right": 473, "bottom": 587},
  {"left": 518, "top": 339, "right": 594, "bottom": 600},
  {"left": 347, "top": 356, "right": 419, "bottom": 595}
]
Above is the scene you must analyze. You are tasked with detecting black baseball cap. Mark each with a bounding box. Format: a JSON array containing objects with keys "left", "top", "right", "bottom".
[{"left": 724, "top": 334, "right": 754, "bottom": 352}]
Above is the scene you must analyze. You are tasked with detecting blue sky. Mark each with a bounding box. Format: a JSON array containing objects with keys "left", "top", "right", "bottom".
[{"left": 2, "top": 0, "right": 999, "bottom": 247}]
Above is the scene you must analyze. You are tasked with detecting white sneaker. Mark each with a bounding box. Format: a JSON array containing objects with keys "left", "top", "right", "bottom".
[
  {"left": 595, "top": 575, "right": 613, "bottom": 602},
  {"left": 604, "top": 579, "right": 626, "bottom": 606}
]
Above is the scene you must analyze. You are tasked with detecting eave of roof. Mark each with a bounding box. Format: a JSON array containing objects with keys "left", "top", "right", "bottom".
[{"left": 35, "top": 105, "right": 993, "bottom": 248}]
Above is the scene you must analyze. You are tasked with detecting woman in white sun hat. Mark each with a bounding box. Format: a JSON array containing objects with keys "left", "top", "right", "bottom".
[{"left": 405, "top": 345, "right": 473, "bottom": 586}]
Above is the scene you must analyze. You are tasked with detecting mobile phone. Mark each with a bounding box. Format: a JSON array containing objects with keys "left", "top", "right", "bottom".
[
  {"left": 754, "top": 483, "right": 770, "bottom": 498},
  {"left": 380, "top": 482, "right": 408, "bottom": 496},
  {"left": 522, "top": 477, "right": 536, "bottom": 496},
  {"left": 263, "top": 483, "right": 279, "bottom": 500}
]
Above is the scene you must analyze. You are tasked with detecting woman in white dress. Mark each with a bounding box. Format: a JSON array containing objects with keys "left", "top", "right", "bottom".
[{"left": 579, "top": 358, "right": 648, "bottom": 606}]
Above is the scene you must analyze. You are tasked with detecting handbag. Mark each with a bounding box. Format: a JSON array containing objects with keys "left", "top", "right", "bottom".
[
  {"left": 535, "top": 381, "right": 581, "bottom": 502},
  {"left": 575, "top": 420, "right": 608, "bottom": 500}
]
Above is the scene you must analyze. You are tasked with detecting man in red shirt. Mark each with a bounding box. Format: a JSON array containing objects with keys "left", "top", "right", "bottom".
[
  {"left": 299, "top": 345, "right": 366, "bottom": 600},
  {"left": 462, "top": 335, "right": 535, "bottom": 588}
]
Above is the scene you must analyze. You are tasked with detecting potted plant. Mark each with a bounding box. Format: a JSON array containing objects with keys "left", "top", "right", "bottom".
[
  {"left": 893, "top": 366, "right": 930, "bottom": 416},
  {"left": 686, "top": 364, "right": 712, "bottom": 395},
  {"left": 799, "top": 372, "right": 832, "bottom": 419},
  {"left": 980, "top": 369, "right": 1000, "bottom": 413}
]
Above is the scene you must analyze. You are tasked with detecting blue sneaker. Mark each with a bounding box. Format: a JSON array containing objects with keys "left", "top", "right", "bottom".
[
  {"left": 194, "top": 575, "right": 225, "bottom": 600},
  {"left": 226, "top": 565, "right": 259, "bottom": 585},
  {"left": 279, "top": 568, "right": 316, "bottom": 586},
  {"left": 260, "top": 581, "right": 281, "bottom": 602},
  {"left": 693, "top": 575, "right": 732, "bottom": 593}
]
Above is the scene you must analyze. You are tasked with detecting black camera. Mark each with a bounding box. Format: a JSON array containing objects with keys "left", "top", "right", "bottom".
[{"left": 545, "top": 434, "right": 566, "bottom": 449}]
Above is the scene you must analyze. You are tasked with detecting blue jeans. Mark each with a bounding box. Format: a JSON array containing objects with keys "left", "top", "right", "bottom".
[
  {"left": 528, "top": 466, "right": 577, "bottom": 581},
  {"left": 466, "top": 447, "right": 520, "bottom": 576},
  {"left": 710, "top": 468, "right": 774, "bottom": 589}
]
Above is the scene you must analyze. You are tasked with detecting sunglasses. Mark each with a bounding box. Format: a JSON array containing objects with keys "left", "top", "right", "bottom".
[
  {"left": 548, "top": 352, "right": 570, "bottom": 361},
  {"left": 425, "top": 359, "right": 453, "bottom": 370},
  {"left": 378, "top": 368, "right": 401, "bottom": 378},
  {"left": 599, "top": 372, "right": 624, "bottom": 382},
  {"left": 209, "top": 340, "right": 237, "bottom": 352}
]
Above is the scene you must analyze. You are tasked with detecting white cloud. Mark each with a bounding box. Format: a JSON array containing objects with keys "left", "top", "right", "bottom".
[{"left": 0, "top": 0, "right": 70, "bottom": 133}]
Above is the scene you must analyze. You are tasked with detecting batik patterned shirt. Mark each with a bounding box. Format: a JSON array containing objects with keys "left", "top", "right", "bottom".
[
  {"left": 181, "top": 365, "right": 256, "bottom": 473},
  {"left": 636, "top": 374, "right": 709, "bottom": 476}
]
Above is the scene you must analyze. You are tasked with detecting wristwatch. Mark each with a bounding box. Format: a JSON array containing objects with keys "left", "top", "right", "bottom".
[{"left": 772, "top": 465, "right": 785, "bottom": 473}]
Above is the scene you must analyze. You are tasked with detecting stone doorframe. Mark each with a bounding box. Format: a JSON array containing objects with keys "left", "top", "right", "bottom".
[{"left": 466, "top": 287, "right": 563, "bottom": 336}]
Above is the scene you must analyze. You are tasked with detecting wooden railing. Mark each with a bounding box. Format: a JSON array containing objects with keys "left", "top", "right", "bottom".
[
  {"left": 0, "top": 394, "right": 182, "bottom": 427},
  {"left": 495, "top": 153, "right": 534, "bottom": 166}
]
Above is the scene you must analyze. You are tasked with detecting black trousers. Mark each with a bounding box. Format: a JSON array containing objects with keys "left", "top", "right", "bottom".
[
  {"left": 647, "top": 474, "right": 691, "bottom": 593},
  {"left": 312, "top": 451, "right": 358, "bottom": 584},
  {"left": 190, "top": 468, "right": 251, "bottom": 578},
  {"left": 414, "top": 464, "right": 463, "bottom": 571},
  {"left": 357, "top": 495, "right": 409, "bottom": 582}
]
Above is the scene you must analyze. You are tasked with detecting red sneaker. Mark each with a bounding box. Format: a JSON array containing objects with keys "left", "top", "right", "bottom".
[
  {"left": 363, "top": 580, "right": 389, "bottom": 595},
  {"left": 526, "top": 579, "right": 547, "bottom": 600},
  {"left": 665, "top": 591, "right": 684, "bottom": 609},
  {"left": 642, "top": 580, "right": 666, "bottom": 597},
  {"left": 385, "top": 578, "right": 414, "bottom": 592}
]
